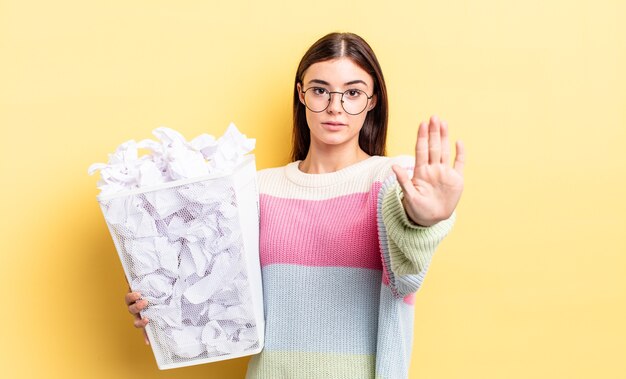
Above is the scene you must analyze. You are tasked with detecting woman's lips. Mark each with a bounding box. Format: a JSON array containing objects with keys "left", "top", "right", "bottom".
[{"left": 322, "top": 122, "right": 346, "bottom": 131}]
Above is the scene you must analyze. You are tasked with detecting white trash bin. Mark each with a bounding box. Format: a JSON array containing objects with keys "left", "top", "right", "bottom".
[{"left": 97, "top": 155, "right": 264, "bottom": 370}]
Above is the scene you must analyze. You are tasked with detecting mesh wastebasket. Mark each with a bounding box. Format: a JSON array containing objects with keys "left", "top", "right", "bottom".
[{"left": 97, "top": 155, "right": 263, "bottom": 370}]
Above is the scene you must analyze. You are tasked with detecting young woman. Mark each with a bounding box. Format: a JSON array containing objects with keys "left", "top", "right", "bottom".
[{"left": 126, "top": 32, "right": 465, "bottom": 379}]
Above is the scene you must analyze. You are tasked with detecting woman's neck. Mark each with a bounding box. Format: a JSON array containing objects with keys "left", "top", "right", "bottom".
[{"left": 298, "top": 143, "right": 370, "bottom": 174}]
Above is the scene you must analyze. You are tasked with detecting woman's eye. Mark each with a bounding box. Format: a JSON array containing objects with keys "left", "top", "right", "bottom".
[
  {"left": 346, "top": 90, "right": 362, "bottom": 98},
  {"left": 312, "top": 87, "right": 328, "bottom": 96}
]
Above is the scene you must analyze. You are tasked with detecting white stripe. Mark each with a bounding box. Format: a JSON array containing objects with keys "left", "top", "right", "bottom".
[{"left": 258, "top": 155, "right": 414, "bottom": 200}]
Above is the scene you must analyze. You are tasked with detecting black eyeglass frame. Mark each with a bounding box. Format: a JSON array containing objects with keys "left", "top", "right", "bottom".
[{"left": 300, "top": 87, "right": 374, "bottom": 115}]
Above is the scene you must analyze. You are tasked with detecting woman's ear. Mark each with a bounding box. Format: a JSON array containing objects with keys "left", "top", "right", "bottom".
[
  {"left": 368, "top": 94, "right": 377, "bottom": 110},
  {"left": 296, "top": 82, "right": 306, "bottom": 105}
]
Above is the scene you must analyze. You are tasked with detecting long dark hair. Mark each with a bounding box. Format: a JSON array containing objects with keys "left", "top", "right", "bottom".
[{"left": 291, "top": 32, "right": 389, "bottom": 161}]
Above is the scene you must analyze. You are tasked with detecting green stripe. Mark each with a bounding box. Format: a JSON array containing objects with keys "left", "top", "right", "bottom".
[
  {"left": 382, "top": 182, "right": 455, "bottom": 276},
  {"left": 246, "top": 350, "right": 375, "bottom": 379}
]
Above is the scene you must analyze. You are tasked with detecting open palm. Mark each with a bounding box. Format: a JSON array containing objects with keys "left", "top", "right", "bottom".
[{"left": 392, "top": 115, "right": 465, "bottom": 227}]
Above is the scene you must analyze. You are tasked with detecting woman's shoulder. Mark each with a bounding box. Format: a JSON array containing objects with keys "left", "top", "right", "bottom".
[
  {"left": 256, "top": 162, "right": 291, "bottom": 188},
  {"left": 375, "top": 154, "right": 414, "bottom": 166},
  {"left": 257, "top": 165, "right": 286, "bottom": 177},
  {"left": 384, "top": 154, "right": 415, "bottom": 165}
]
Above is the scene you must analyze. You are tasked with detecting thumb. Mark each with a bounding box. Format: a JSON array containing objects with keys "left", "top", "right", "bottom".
[{"left": 391, "top": 164, "right": 416, "bottom": 198}]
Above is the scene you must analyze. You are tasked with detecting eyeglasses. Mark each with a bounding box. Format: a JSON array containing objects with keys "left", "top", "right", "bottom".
[{"left": 301, "top": 87, "right": 374, "bottom": 115}]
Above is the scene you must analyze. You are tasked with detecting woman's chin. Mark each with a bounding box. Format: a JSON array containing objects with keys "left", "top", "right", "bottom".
[{"left": 312, "top": 134, "right": 358, "bottom": 148}]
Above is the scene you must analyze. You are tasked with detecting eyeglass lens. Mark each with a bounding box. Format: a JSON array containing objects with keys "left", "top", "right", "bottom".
[{"left": 303, "top": 88, "right": 369, "bottom": 115}]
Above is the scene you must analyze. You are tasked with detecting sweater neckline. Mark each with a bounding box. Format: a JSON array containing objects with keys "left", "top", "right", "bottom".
[{"left": 284, "top": 156, "right": 383, "bottom": 188}]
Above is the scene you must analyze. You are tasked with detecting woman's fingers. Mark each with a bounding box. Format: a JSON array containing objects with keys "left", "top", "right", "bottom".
[
  {"left": 133, "top": 316, "right": 149, "bottom": 329},
  {"left": 428, "top": 115, "right": 441, "bottom": 164},
  {"left": 126, "top": 291, "right": 147, "bottom": 315},
  {"left": 128, "top": 299, "right": 148, "bottom": 315},
  {"left": 416, "top": 115, "right": 451, "bottom": 170},
  {"left": 415, "top": 122, "right": 429, "bottom": 169},
  {"left": 392, "top": 164, "right": 417, "bottom": 198},
  {"left": 454, "top": 140, "right": 466, "bottom": 175},
  {"left": 134, "top": 316, "right": 150, "bottom": 345},
  {"left": 125, "top": 290, "right": 150, "bottom": 345},
  {"left": 440, "top": 120, "right": 450, "bottom": 165},
  {"left": 125, "top": 291, "right": 141, "bottom": 306}
]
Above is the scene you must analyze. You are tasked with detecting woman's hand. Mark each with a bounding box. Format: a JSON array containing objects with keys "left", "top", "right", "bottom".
[
  {"left": 392, "top": 115, "right": 465, "bottom": 227},
  {"left": 125, "top": 291, "right": 150, "bottom": 345}
]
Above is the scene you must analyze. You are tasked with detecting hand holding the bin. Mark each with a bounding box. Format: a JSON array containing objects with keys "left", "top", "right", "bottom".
[{"left": 125, "top": 291, "right": 150, "bottom": 345}]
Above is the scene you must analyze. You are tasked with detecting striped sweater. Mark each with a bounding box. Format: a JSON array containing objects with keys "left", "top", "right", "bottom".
[{"left": 245, "top": 155, "right": 455, "bottom": 379}]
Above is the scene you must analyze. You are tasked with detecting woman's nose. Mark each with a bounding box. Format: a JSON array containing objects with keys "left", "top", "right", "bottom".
[{"left": 326, "top": 92, "right": 343, "bottom": 113}]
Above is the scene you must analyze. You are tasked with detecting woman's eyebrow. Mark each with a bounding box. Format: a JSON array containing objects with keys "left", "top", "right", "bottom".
[
  {"left": 345, "top": 80, "right": 368, "bottom": 87},
  {"left": 307, "top": 79, "right": 369, "bottom": 87},
  {"left": 307, "top": 79, "right": 330, "bottom": 86}
]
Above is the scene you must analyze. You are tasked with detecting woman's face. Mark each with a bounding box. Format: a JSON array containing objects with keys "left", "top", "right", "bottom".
[{"left": 297, "top": 58, "right": 377, "bottom": 152}]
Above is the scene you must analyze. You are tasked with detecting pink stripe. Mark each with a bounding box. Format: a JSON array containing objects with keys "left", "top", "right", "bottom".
[
  {"left": 403, "top": 292, "right": 416, "bottom": 305},
  {"left": 259, "top": 185, "right": 383, "bottom": 270}
]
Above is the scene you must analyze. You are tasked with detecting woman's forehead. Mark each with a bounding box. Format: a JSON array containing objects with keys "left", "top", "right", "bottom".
[{"left": 303, "top": 58, "right": 373, "bottom": 88}]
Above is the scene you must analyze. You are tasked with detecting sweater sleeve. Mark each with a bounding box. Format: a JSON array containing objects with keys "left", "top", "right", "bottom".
[{"left": 377, "top": 174, "right": 456, "bottom": 298}]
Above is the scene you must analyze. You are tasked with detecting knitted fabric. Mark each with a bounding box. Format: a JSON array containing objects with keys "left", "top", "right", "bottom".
[{"left": 245, "top": 155, "right": 455, "bottom": 379}]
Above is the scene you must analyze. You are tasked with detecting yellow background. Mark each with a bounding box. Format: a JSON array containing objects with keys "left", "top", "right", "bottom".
[{"left": 1, "top": 0, "right": 624, "bottom": 378}]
